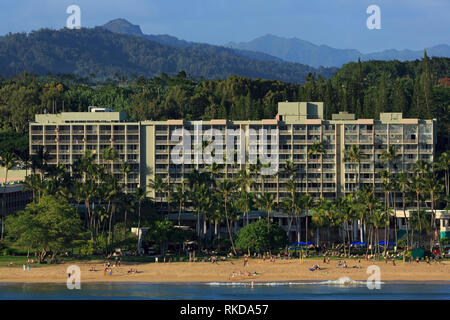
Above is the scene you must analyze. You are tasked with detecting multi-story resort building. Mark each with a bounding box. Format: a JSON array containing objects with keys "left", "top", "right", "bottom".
[{"left": 29, "top": 102, "right": 449, "bottom": 241}]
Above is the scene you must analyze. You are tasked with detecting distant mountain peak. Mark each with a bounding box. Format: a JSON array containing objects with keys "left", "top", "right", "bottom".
[{"left": 101, "top": 18, "right": 143, "bottom": 36}]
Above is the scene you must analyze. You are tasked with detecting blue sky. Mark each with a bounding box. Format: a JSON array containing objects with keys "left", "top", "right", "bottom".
[{"left": 1, "top": 0, "right": 448, "bottom": 53}]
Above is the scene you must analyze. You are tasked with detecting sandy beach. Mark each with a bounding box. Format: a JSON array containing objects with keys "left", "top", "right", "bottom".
[{"left": 1, "top": 258, "right": 449, "bottom": 284}]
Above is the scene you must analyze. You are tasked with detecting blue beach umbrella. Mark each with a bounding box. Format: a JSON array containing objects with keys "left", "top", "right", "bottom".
[
  {"left": 294, "top": 241, "right": 314, "bottom": 246},
  {"left": 378, "top": 241, "right": 395, "bottom": 246}
]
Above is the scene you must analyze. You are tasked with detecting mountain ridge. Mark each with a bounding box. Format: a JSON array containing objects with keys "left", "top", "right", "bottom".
[
  {"left": 0, "top": 27, "right": 336, "bottom": 83},
  {"left": 226, "top": 34, "right": 450, "bottom": 67},
  {"left": 100, "top": 19, "right": 283, "bottom": 63}
]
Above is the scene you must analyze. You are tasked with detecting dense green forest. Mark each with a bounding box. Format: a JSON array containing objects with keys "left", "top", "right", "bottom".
[
  {"left": 0, "top": 28, "right": 336, "bottom": 83},
  {"left": 0, "top": 55, "right": 449, "bottom": 156}
]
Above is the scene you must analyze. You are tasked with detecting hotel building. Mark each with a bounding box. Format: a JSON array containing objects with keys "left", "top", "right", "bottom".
[
  {"left": 29, "top": 102, "right": 446, "bottom": 240},
  {"left": 29, "top": 102, "right": 437, "bottom": 201}
]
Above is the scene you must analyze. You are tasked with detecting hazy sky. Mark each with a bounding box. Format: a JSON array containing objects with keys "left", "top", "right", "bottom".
[{"left": 1, "top": 0, "right": 448, "bottom": 53}]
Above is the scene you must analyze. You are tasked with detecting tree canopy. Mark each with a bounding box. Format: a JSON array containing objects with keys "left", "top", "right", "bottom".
[
  {"left": 5, "top": 195, "right": 84, "bottom": 262},
  {"left": 235, "top": 219, "right": 288, "bottom": 253}
]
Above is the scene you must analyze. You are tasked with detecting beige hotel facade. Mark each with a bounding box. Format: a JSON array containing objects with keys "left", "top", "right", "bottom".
[{"left": 29, "top": 102, "right": 437, "bottom": 210}]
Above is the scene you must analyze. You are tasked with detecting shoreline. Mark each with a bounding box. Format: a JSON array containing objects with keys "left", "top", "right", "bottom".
[
  {"left": 2, "top": 279, "right": 450, "bottom": 285},
  {"left": 1, "top": 259, "right": 449, "bottom": 284}
]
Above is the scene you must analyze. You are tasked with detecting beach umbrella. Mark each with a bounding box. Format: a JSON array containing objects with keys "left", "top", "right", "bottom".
[
  {"left": 378, "top": 241, "right": 395, "bottom": 246},
  {"left": 294, "top": 241, "right": 314, "bottom": 246}
]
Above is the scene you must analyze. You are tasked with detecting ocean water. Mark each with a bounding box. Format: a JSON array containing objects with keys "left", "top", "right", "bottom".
[{"left": 0, "top": 281, "right": 449, "bottom": 300}]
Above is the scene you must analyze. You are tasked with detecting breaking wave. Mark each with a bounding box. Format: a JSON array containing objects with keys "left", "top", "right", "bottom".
[{"left": 207, "top": 277, "right": 384, "bottom": 287}]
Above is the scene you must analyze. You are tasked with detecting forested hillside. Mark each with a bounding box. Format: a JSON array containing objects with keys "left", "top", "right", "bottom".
[
  {"left": 0, "top": 55, "right": 448, "bottom": 157},
  {"left": 0, "top": 28, "right": 335, "bottom": 83}
]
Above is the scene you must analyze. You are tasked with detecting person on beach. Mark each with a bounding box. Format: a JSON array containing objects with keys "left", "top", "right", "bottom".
[{"left": 244, "top": 255, "right": 248, "bottom": 267}]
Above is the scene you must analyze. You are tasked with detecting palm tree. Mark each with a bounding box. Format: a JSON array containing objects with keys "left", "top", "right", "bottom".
[
  {"left": 282, "top": 159, "right": 298, "bottom": 225},
  {"left": 256, "top": 192, "right": 276, "bottom": 233},
  {"left": 359, "top": 187, "right": 378, "bottom": 254},
  {"left": 121, "top": 162, "right": 132, "bottom": 190},
  {"left": 198, "top": 183, "right": 216, "bottom": 240},
  {"left": 397, "top": 172, "right": 411, "bottom": 249},
  {"left": 207, "top": 162, "right": 221, "bottom": 183},
  {"left": 187, "top": 169, "right": 209, "bottom": 237},
  {"left": 379, "top": 169, "right": 391, "bottom": 255},
  {"left": 412, "top": 159, "right": 431, "bottom": 247},
  {"left": 1, "top": 152, "right": 16, "bottom": 186},
  {"left": 381, "top": 144, "right": 399, "bottom": 211},
  {"left": 101, "top": 146, "right": 119, "bottom": 175},
  {"left": 423, "top": 171, "right": 443, "bottom": 250},
  {"left": 30, "top": 146, "right": 49, "bottom": 178},
  {"left": 283, "top": 159, "right": 298, "bottom": 181},
  {"left": 170, "top": 184, "right": 185, "bottom": 226},
  {"left": 216, "top": 179, "right": 237, "bottom": 255},
  {"left": 104, "top": 175, "right": 122, "bottom": 250},
  {"left": 344, "top": 145, "right": 368, "bottom": 240},
  {"left": 371, "top": 203, "right": 386, "bottom": 258},
  {"left": 283, "top": 179, "right": 298, "bottom": 241},
  {"left": 249, "top": 159, "right": 270, "bottom": 196},
  {"left": 1, "top": 152, "right": 16, "bottom": 240},
  {"left": 381, "top": 145, "right": 399, "bottom": 173},
  {"left": 302, "top": 194, "right": 315, "bottom": 246},
  {"left": 310, "top": 198, "right": 329, "bottom": 245},
  {"left": 307, "top": 142, "right": 326, "bottom": 197},
  {"left": 135, "top": 186, "right": 147, "bottom": 253},
  {"left": 334, "top": 197, "right": 348, "bottom": 256},
  {"left": 410, "top": 174, "right": 423, "bottom": 247},
  {"left": 82, "top": 180, "right": 97, "bottom": 243},
  {"left": 308, "top": 141, "right": 326, "bottom": 159},
  {"left": 344, "top": 145, "right": 367, "bottom": 190},
  {"left": 436, "top": 152, "right": 449, "bottom": 196},
  {"left": 293, "top": 194, "right": 305, "bottom": 242},
  {"left": 148, "top": 175, "right": 168, "bottom": 210},
  {"left": 118, "top": 192, "right": 134, "bottom": 241},
  {"left": 307, "top": 141, "right": 325, "bottom": 167},
  {"left": 312, "top": 198, "right": 335, "bottom": 245},
  {"left": 237, "top": 168, "right": 253, "bottom": 226}
]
